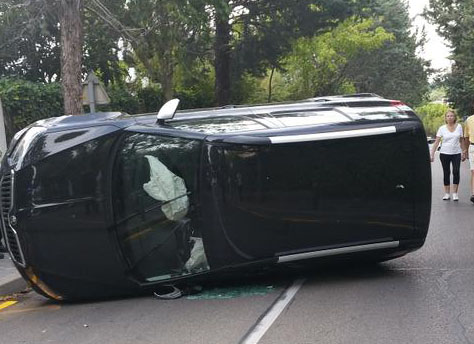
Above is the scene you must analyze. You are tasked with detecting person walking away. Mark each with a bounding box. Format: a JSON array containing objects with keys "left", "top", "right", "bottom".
[
  {"left": 463, "top": 111, "right": 474, "bottom": 203},
  {"left": 430, "top": 110, "right": 466, "bottom": 201}
]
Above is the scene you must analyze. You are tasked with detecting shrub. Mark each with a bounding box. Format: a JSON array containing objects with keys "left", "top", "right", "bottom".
[
  {"left": 414, "top": 103, "right": 450, "bottom": 136},
  {"left": 0, "top": 78, "right": 63, "bottom": 141}
]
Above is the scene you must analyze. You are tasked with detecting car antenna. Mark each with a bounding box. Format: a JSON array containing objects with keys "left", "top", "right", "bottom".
[{"left": 156, "top": 98, "right": 180, "bottom": 125}]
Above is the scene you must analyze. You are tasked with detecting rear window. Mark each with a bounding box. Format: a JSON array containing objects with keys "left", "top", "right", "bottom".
[{"left": 345, "top": 101, "right": 391, "bottom": 107}]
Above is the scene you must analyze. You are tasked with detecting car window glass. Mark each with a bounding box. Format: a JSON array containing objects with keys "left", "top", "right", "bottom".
[
  {"left": 171, "top": 116, "right": 267, "bottom": 134},
  {"left": 269, "top": 110, "right": 350, "bottom": 127},
  {"left": 344, "top": 108, "right": 411, "bottom": 120},
  {"left": 345, "top": 101, "right": 390, "bottom": 107},
  {"left": 113, "top": 133, "right": 210, "bottom": 282}
]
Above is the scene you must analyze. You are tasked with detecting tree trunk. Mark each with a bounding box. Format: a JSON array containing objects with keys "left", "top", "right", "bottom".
[
  {"left": 60, "top": 0, "right": 84, "bottom": 116},
  {"left": 161, "top": 51, "right": 175, "bottom": 102},
  {"left": 161, "top": 71, "right": 174, "bottom": 102},
  {"left": 214, "top": 8, "right": 231, "bottom": 106}
]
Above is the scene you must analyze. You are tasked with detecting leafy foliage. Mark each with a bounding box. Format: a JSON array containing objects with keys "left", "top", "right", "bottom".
[
  {"left": 215, "top": 0, "right": 371, "bottom": 104},
  {"left": 0, "top": 78, "right": 63, "bottom": 140},
  {"left": 0, "top": 0, "right": 60, "bottom": 82},
  {"left": 414, "top": 103, "right": 450, "bottom": 136},
  {"left": 83, "top": 0, "right": 128, "bottom": 86},
  {"left": 427, "top": 0, "right": 474, "bottom": 116},
  {"left": 283, "top": 18, "right": 393, "bottom": 99},
  {"left": 346, "top": 0, "right": 431, "bottom": 106},
  {"left": 0, "top": 0, "right": 432, "bottom": 132},
  {"left": 122, "top": 0, "right": 212, "bottom": 100}
]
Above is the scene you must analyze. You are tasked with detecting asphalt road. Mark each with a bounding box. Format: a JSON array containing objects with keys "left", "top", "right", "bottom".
[{"left": 1, "top": 150, "right": 473, "bottom": 344}]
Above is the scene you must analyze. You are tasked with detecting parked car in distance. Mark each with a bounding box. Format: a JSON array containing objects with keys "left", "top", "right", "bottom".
[{"left": 0, "top": 95, "right": 431, "bottom": 300}]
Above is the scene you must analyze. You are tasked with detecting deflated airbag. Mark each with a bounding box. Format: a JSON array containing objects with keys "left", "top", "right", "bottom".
[
  {"left": 184, "top": 237, "right": 209, "bottom": 272},
  {"left": 143, "top": 155, "right": 189, "bottom": 221}
]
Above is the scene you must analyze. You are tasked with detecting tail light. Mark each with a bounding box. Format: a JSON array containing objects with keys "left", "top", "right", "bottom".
[{"left": 390, "top": 100, "right": 406, "bottom": 106}]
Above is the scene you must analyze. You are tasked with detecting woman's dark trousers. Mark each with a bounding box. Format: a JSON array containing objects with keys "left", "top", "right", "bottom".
[{"left": 440, "top": 153, "right": 461, "bottom": 186}]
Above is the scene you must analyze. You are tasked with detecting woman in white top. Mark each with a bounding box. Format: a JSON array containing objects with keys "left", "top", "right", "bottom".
[{"left": 430, "top": 110, "right": 466, "bottom": 201}]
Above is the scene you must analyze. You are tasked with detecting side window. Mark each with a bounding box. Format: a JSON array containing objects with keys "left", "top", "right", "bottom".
[
  {"left": 346, "top": 101, "right": 389, "bottom": 107},
  {"left": 113, "top": 133, "right": 209, "bottom": 282},
  {"left": 114, "top": 134, "right": 200, "bottom": 221}
]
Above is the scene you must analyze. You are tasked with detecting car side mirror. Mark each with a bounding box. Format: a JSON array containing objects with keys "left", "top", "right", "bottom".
[{"left": 156, "top": 98, "right": 180, "bottom": 125}]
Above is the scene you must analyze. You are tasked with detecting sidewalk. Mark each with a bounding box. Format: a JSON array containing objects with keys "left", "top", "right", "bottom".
[{"left": 0, "top": 254, "right": 27, "bottom": 296}]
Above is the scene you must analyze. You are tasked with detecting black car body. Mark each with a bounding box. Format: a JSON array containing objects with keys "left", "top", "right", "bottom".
[{"left": 0, "top": 97, "right": 431, "bottom": 300}]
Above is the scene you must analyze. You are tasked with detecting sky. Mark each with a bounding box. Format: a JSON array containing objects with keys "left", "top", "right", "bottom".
[{"left": 407, "top": 0, "right": 452, "bottom": 73}]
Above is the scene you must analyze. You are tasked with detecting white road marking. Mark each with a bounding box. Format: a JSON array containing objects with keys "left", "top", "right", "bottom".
[{"left": 239, "top": 278, "right": 305, "bottom": 344}]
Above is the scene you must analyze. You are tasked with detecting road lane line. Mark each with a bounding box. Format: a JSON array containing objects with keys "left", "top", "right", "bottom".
[
  {"left": 0, "top": 304, "right": 61, "bottom": 316},
  {"left": 0, "top": 301, "right": 17, "bottom": 311},
  {"left": 239, "top": 278, "right": 305, "bottom": 344}
]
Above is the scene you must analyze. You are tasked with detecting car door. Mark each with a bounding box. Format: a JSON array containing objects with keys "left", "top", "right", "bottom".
[
  {"left": 112, "top": 128, "right": 211, "bottom": 283},
  {"left": 199, "top": 122, "right": 417, "bottom": 268}
]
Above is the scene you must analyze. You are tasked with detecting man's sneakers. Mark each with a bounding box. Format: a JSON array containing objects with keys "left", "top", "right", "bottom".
[
  {"left": 442, "top": 193, "right": 450, "bottom": 200},
  {"left": 453, "top": 193, "right": 459, "bottom": 201},
  {"left": 471, "top": 195, "right": 474, "bottom": 204}
]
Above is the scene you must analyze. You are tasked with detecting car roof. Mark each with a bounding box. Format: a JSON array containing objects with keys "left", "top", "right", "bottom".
[
  {"left": 31, "top": 95, "right": 414, "bottom": 135},
  {"left": 308, "top": 93, "right": 382, "bottom": 101},
  {"left": 165, "top": 102, "right": 415, "bottom": 135},
  {"left": 306, "top": 93, "right": 397, "bottom": 104}
]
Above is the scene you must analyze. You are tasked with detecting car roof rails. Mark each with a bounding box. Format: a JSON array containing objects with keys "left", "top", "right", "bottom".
[
  {"left": 340, "top": 93, "right": 382, "bottom": 98},
  {"left": 308, "top": 93, "right": 383, "bottom": 101}
]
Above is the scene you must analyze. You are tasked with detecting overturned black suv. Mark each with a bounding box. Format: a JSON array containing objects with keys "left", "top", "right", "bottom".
[{"left": 0, "top": 95, "right": 431, "bottom": 300}]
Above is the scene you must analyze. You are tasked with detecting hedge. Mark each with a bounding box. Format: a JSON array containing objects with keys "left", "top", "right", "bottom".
[
  {"left": 0, "top": 78, "right": 217, "bottom": 143},
  {"left": 0, "top": 78, "right": 64, "bottom": 142}
]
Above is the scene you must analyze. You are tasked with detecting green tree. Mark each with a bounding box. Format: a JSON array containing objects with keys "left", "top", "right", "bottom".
[
  {"left": 414, "top": 103, "right": 450, "bottom": 136},
  {"left": 427, "top": 0, "right": 474, "bottom": 116},
  {"left": 346, "top": 0, "right": 430, "bottom": 106},
  {"left": 115, "top": 0, "right": 212, "bottom": 101},
  {"left": 0, "top": 0, "right": 129, "bottom": 114},
  {"left": 212, "top": 0, "right": 370, "bottom": 105},
  {"left": 0, "top": 0, "right": 60, "bottom": 82},
  {"left": 0, "top": 0, "right": 86, "bottom": 115},
  {"left": 0, "top": 79, "right": 63, "bottom": 141},
  {"left": 282, "top": 18, "right": 393, "bottom": 99},
  {"left": 83, "top": 0, "right": 128, "bottom": 86}
]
